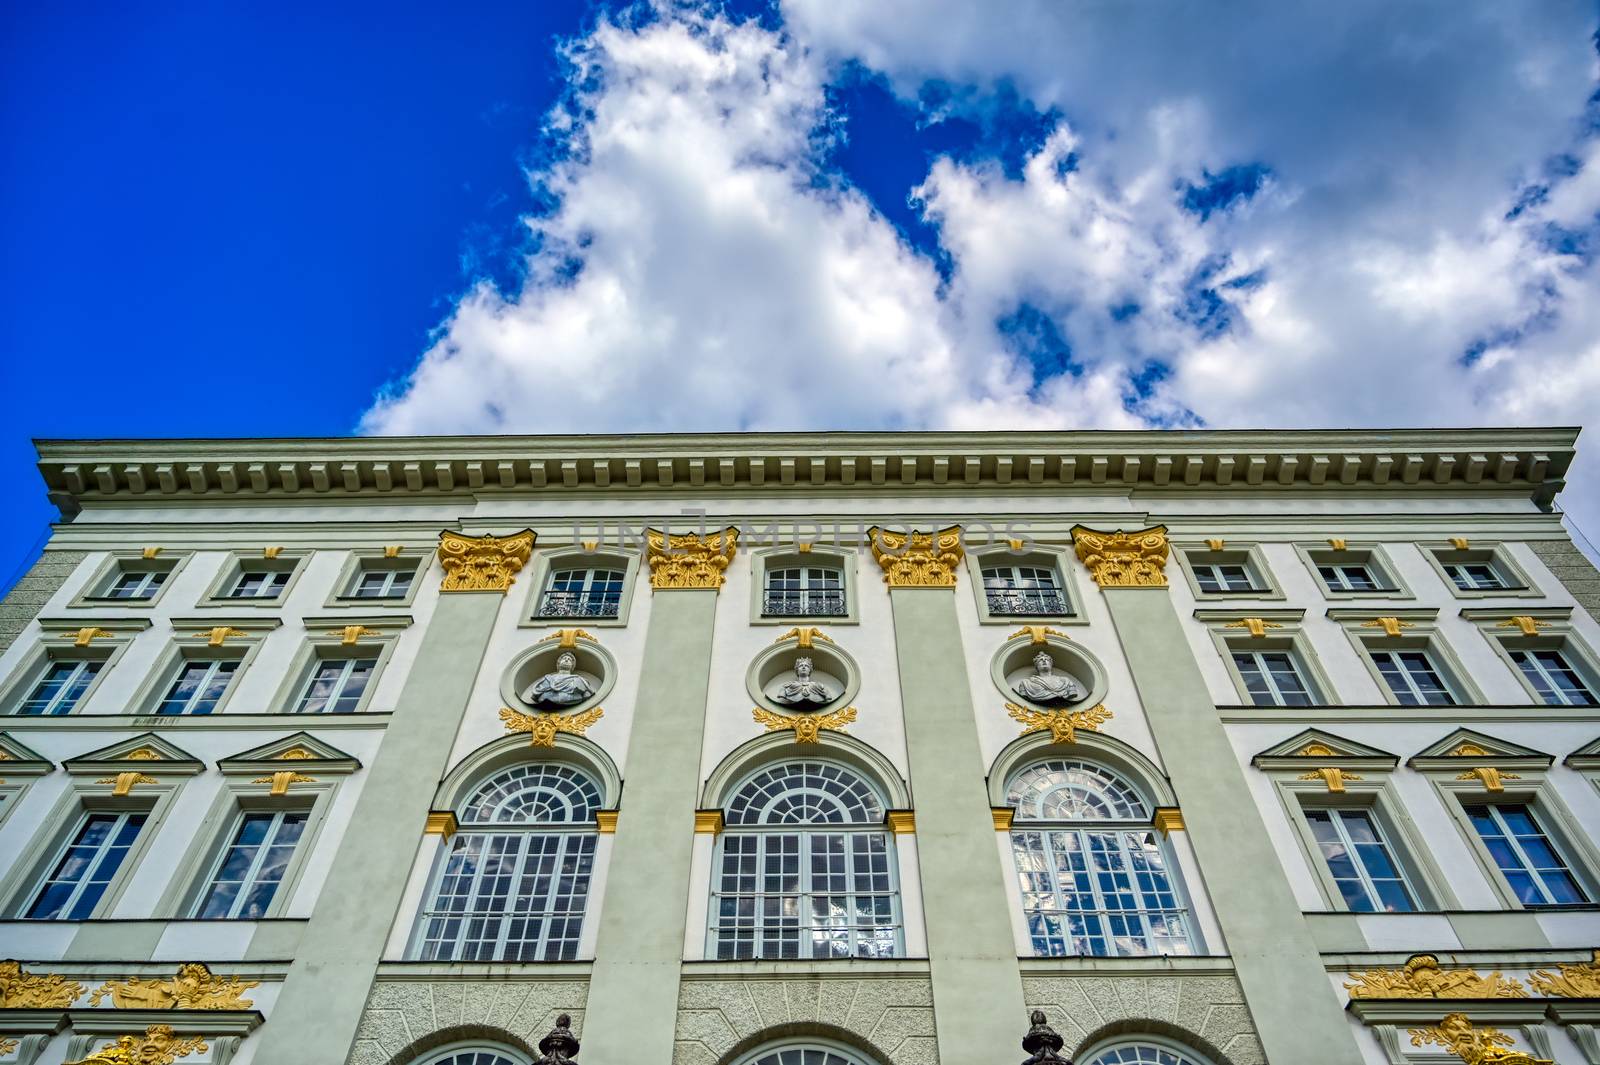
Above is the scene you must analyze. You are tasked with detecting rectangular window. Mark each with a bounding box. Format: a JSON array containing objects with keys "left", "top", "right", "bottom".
[
  {"left": 1318, "top": 564, "right": 1381, "bottom": 593},
  {"left": 539, "top": 568, "right": 625, "bottom": 618},
  {"left": 1193, "top": 564, "right": 1257, "bottom": 594},
  {"left": 26, "top": 811, "right": 147, "bottom": 919},
  {"left": 1231, "top": 650, "right": 1317, "bottom": 706},
  {"left": 348, "top": 567, "right": 412, "bottom": 599},
  {"left": 194, "top": 810, "right": 308, "bottom": 919},
  {"left": 1465, "top": 802, "right": 1588, "bottom": 906},
  {"left": 226, "top": 569, "right": 291, "bottom": 600},
  {"left": 1010, "top": 829, "right": 1192, "bottom": 957},
  {"left": 982, "top": 566, "right": 1068, "bottom": 616},
  {"left": 17, "top": 659, "right": 103, "bottom": 715},
  {"left": 295, "top": 658, "right": 376, "bottom": 714},
  {"left": 1444, "top": 562, "right": 1512, "bottom": 592},
  {"left": 415, "top": 831, "right": 596, "bottom": 961},
  {"left": 1304, "top": 808, "right": 1417, "bottom": 913},
  {"left": 1510, "top": 649, "right": 1598, "bottom": 706},
  {"left": 1371, "top": 649, "right": 1455, "bottom": 706},
  {"left": 104, "top": 569, "right": 167, "bottom": 600},
  {"left": 764, "top": 567, "right": 847, "bottom": 617},
  {"left": 155, "top": 659, "right": 239, "bottom": 715}
]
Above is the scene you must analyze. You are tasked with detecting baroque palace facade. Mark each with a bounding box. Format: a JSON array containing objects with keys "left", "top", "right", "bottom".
[{"left": 0, "top": 429, "right": 1596, "bottom": 1065}]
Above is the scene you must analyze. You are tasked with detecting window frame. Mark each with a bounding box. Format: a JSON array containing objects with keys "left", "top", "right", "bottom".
[
  {"left": 325, "top": 549, "right": 429, "bottom": 609},
  {"left": 165, "top": 789, "right": 330, "bottom": 920},
  {"left": 515, "top": 545, "right": 643, "bottom": 628},
  {"left": 1465, "top": 611, "right": 1600, "bottom": 708},
  {"left": 0, "top": 623, "right": 145, "bottom": 717},
  {"left": 1198, "top": 611, "right": 1336, "bottom": 707},
  {"left": 749, "top": 544, "right": 860, "bottom": 626},
  {"left": 964, "top": 543, "right": 1084, "bottom": 625},
  {"left": 1418, "top": 540, "right": 1541, "bottom": 600},
  {"left": 1293, "top": 542, "right": 1412, "bottom": 601},
  {"left": 1174, "top": 542, "right": 1281, "bottom": 603},
  {"left": 1283, "top": 788, "right": 1444, "bottom": 913},
  {"left": 1330, "top": 611, "right": 1483, "bottom": 707},
  {"left": 1077, "top": 1036, "right": 1217, "bottom": 1065},
  {"left": 126, "top": 623, "right": 275, "bottom": 718},
  {"left": 68, "top": 551, "right": 192, "bottom": 610},
  {"left": 201, "top": 550, "right": 310, "bottom": 607},
  {"left": 268, "top": 621, "right": 405, "bottom": 716}
]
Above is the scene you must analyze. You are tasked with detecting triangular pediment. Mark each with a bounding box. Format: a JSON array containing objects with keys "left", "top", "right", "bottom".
[
  {"left": 1409, "top": 728, "right": 1551, "bottom": 768},
  {"left": 0, "top": 732, "right": 54, "bottom": 776},
  {"left": 63, "top": 732, "right": 204, "bottom": 774},
  {"left": 1564, "top": 735, "right": 1600, "bottom": 770},
  {"left": 1254, "top": 729, "right": 1398, "bottom": 766},
  {"left": 218, "top": 732, "right": 360, "bottom": 774}
]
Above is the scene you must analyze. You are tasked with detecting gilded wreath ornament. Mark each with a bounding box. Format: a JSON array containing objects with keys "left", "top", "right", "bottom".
[
  {"left": 645, "top": 527, "right": 738, "bottom": 589},
  {"left": 438, "top": 530, "right": 535, "bottom": 592},
  {"left": 867, "top": 525, "right": 964, "bottom": 587},
  {"left": 753, "top": 704, "right": 857, "bottom": 743},
  {"left": 1005, "top": 701, "right": 1113, "bottom": 745},
  {"left": 499, "top": 705, "right": 605, "bottom": 747},
  {"left": 1071, "top": 525, "right": 1170, "bottom": 587},
  {"left": 0, "top": 959, "right": 84, "bottom": 1008}
]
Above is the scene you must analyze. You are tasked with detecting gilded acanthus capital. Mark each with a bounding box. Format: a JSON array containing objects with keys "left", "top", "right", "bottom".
[
  {"left": 1071, "top": 524, "right": 1169, "bottom": 587},
  {"left": 438, "top": 529, "right": 535, "bottom": 592},
  {"left": 867, "top": 525, "right": 964, "bottom": 587},
  {"left": 646, "top": 527, "right": 738, "bottom": 589}
]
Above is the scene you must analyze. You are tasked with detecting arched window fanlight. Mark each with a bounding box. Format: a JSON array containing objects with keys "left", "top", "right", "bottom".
[
  {"left": 416, "top": 1049, "right": 527, "bottom": 1065},
  {"left": 711, "top": 760, "right": 900, "bottom": 960},
  {"left": 1005, "top": 758, "right": 1194, "bottom": 958},
  {"left": 412, "top": 763, "right": 601, "bottom": 962},
  {"left": 1085, "top": 1041, "right": 1212, "bottom": 1065},
  {"left": 738, "top": 1044, "right": 877, "bottom": 1065}
]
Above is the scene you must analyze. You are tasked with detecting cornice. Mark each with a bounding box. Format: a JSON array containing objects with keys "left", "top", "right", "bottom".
[{"left": 33, "top": 427, "right": 1577, "bottom": 512}]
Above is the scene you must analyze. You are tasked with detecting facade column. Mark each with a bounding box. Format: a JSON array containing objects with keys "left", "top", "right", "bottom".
[
  {"left": 253, "top": 530, "right": 534, "bottom": 1065},
  {"left": 581, "top": 527, "right": 737, "bottom": 1063},
  {"left": 870, "top": 526, "right": 1027, "bottom": 1063},
  {"left": 1072, "top": 525, "right": 1365, "bottom": 1065}
]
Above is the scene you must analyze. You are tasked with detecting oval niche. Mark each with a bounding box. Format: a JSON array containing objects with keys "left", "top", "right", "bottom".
[
  {"left": 990, "top": 632, "right": 1109, "bottom": 711},
  {"left": 500, "top": 637, "right": 616, "bottom": 716},
  {"left": 746, "top": 637, "right": 861, "bottom": 716}
]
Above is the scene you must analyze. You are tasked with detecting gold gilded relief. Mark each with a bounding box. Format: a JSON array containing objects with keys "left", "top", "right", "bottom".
[
  {"left": 499, "top": 705, "right": 604, "bottom": 747},
  {"left": 1008, "top": 626, "right": 1065, "bottom": 645},
  {"left": 645, "top": 527, "right": 738, "bottom": 589},
  {"left": 1296, "top": 767, "right": 1362, "bottom": 792},
  {"left": 89, "top": 962, "right": 257, "bottom": 1010},
  {"left": 438, "top": 530, "right": 534, "bottom": 592},
  {"left": 1530, "top": 949, "right": 1600, "bottom": 997},
  {"left": 775, "top": 626, "right": 833, "bottom": 648},
  {"left": 1071, "top": 525, "right": 1169, "bottom": 588},
  {"left": 1345, "top": 954, "right": 1527, "bottom": 999},
  {"left": 867, "top": 526, "right": 964, "bottom": 588},
  {"left": 67, "top": 1025, "right": 207, "bottom": 1065},
  {"left": 753, "top": 704, "right": 857, "bottom": 743},
  {"left": 1005, "top": 701, "right": 1113, "bottom": 746},
  {"left": 0, "top": 959, "right": 84, "bottom": 1008},
  {"left": 1409, "top": 1013, "right": 1549, "bottom": 1065}
]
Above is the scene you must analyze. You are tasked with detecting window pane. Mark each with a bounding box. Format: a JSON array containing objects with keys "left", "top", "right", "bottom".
[
  {"left": 982, "top": 566, "right": 1067, "bottom": 616},
  {"left": 19, "top": 660, "right": 101, "bottom": 715},
  {"left": 157, "top": 659, "right": 238, "bottom": 715},
  {"left": 196, "top": 812, "right": 308, "bottom": 919},
  {"left": 27, "top": 812, "right": 147, "bottom": 919},
  {"left": 1466, "top": 803, "right": 1589, "bottom": 906},
  {"left": 1011, "top": 828, "right": 1191, "bottom": 957},
  {"left": 416, "top": 831, "right": 595, "bottom": 961}
]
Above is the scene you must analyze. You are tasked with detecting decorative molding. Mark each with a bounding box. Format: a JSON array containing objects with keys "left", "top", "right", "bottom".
[
  {"left": 1455, "top": 767, "right": 1521, "bottom": 792},
  {"left": 1152, "top": 807, "right": 1185, "bottom": 834},
  {"left": 1008, "top": 625, "right": 1065, "bottom": 645},
  {"left": 1205, "top": 538, "right": 1226, "bottom": 551},
  {"left": 1005, "top": 701, "right": 1112, "bottom": 745},
  {"left": 1530, "top": 950, "right": 1600, "bottom": 998},
  {"left": 1345, "top": 955, "right": 1528, "bottom": 999},
  {"left": 538, "top": 628, "right": 599, "bottom": 648},
  {"left": 324, "top": 624, "right": 382, "bottom": 645},
  {"left": 1224, "top": 617, "right": 1282, "bottom": 638},
  {"left": 250, "top": 769, "right": 317, "bottom": 795},
  {"left": 867, "top": 525, "right": 964, "bottom": 587},
  {"left": 1359, "top": 616, "right": 1415, "bottom": 637},
  {"left": 774, "top": 626, "right": 833, "bottom": 648},
  {"left": 90, "top": 964, "right": 256, "bottom": 1010},
  {"left": 1297, "top": 767, "right": 1363, "bottom": 792},
  {"left": 1409, "top": 1013, "right": 1550, "bottom": 1065},
  {"left": 1328, "top": 538, "right": 1348, "bottom": 550},
  {"left": 189, "top": 626, "right": 249, "bottom": 647},
  {"left": 1071, "top": 525, "right": 1169, "bottom": 587},
  {"left": 595, "top": 810, "right": 618, "bottom": 834},
  {"left": 141, "top": 547, "right": 162, "bottom": 559},
  {"left": 262, "top": 546, "right": 283, "bottom": 559},
  {"left": 1450, "top": 537, "right": 1472, "bottom": 550},
  {"left": 499, "top": 705, "right": 605, "bottom": 747},
  {"left": 423, "top": 811, "right": 458, "bottom": 840},
  {"left": 694, "top": 809, "right": 725, "bottom": 835},
  {"left": 98, "top": 771, "right": 160, "bottom": 796},
  {"left": 0, "top": 960, "right": 84, "bottom": 1008},
  {"left": 67, "top": 1026, "right": 208, "bottom": 1065},
  {"left": 1495, "top": 616, "right": 1548, "bottom": 636},
  {"left": 73, "top": 626, "right": 115, "bottom": 646},
  {"left": 438, "top": 529, "right": 534, "bottom": 592},
  {"left": 885, "top": 810, "right": 915, "bottom": 834},
  {"left": 645, "top": 527, "right": 738, "bottom": 589},
  {"left": 752, "top": 704, "right": 857, "bottom": 743}
]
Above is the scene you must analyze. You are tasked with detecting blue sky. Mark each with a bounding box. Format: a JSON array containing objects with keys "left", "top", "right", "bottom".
[{"left": 4, "top": 1, "right": 1600, "bottom": 591}]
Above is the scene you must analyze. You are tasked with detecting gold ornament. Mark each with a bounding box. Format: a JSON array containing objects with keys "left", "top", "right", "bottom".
[
  {"left": 251, "top": 770, "right": 317, "bottom": 796},
  {"left": 1495, "top": 616, "right": 1547, "bottom": 636},
  {"left": 499, "top": 705, "right": 604, "bottom": 747},
  {"left": 538, "top": 629, "right": 598, "bottom": 648},
  {"left": 645, "top": 527, "right": 738, "bottom": 589},
  {"left": 1224, "top": 618, "right": 1282, "bottom": 638},
  {"left": 0, "top": 1037, "right": 16, "bottom": 1055},
  {"left": 67, "top": 1025, "right": 207, "bottom": 1065},
  {"left": 1346, "top": 954, "right": 1528, "bottom": 999},
  {"left": 325, "top": 625, "right": 381, "bottom": 645},
  {"left": 1008, "top": 626, "right": 1065, "bottom": 645},
  {"left": 1455, "top": 768, "right": 1519, "bottom": 792},
  {"left": 1359, "top": 617, "right": 1414, "bottom": 637},
  {"left": 89, "top": 962, "right": 257, "bottom": 1010},
  {"left": 867, "top": 526, "right": 964, "bottom": 587},
  {"left": 438, "top": 530, "right": 534, "bottom": 592},
  {"left": 0, "top": 959, "right": 84, "bottom": 1008},
  {"left": 775, "top": 626, "right": 833, "bottom": 648},
  {"left": 1530, "top": 949, "right": 1600, "bottom": 997},
  {"left": 1296, "top": 767, "right": 1362, "bottom": 792},
  {"left": 753, "top": 705, "right": 857, "bottom": 743},
  {"left": 1071, "top": 525, "right": 1169, "bottom": 587},
  {"left": 1005, "top": 701, "right": 1112, "bottom": 746},
  {"left": 1409, "top": 1013, "right": 1549, "bottom": 1065},
  {"left": 190, "top": 627, "right": 248, "bottom": 647},
  {"left": 97, "top": 772, "right": 159, "bottom": 797},
  {"left": 73, "top": 627, "right": 115, "bottom": 647}
]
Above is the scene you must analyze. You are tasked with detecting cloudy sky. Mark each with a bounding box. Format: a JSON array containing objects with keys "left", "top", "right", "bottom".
[{"left": 3, "top": 1, "right": 1598, "bottom": 580}]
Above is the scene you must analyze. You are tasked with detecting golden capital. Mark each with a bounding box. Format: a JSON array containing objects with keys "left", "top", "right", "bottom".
[
  {"left": 885, "top": 810, "right": 916, "bottom": 834},
  {"left": 645, "top": 527, "right": 738, "bottom": 589},
  {"left": 438, "top": 529, "right": 534, "bottom": 592},
  {"left": 1071, "top": 525, "right": 1169, "bottom": 587},
  {"left": 867, "top": 525, "right": 964, "bottom": 587},
  {"left": 694, "top": 809, "right": 725, "bottom": 835}
]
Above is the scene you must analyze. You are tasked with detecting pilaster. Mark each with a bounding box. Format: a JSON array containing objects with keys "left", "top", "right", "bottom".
[
  {"left": 870, "top": 525, "right": 1027, "bottom": 1062},
  {"left": 1073, "top": 524, "right": 1366, "bottom": 1065},
  {"left": 251, "top": 530, "right": 532, "bottom": 1065},
  {"left": 580, "top": 528, "right": 735, "bottom": 1063}
]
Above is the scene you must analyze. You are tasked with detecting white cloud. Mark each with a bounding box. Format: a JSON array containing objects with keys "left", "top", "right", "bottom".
[{"left": 365, "top": 1, "right": 1600, "bottom": 531}]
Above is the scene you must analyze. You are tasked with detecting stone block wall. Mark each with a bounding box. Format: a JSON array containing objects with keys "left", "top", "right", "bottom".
[
  {"left": 0, "top": 550, "right": 85, "bottom": 654},
  {"left": 349, "top": 977, "right": 588, "bottom": 1065},
  {"left": 1531, "top": 538, "right": 1600, "bottom": 624},
  {"left": 1023, "top": 973, "right": 1265, "bottom": 1065}
]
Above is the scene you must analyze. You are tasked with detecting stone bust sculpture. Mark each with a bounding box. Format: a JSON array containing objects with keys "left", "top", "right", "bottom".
[
  {"left": 772, "top": 655, "right": 836, "bottom": 706},
  {"left": 1012, "top": 651, "right": 1086, "bottom": 704},
  {"left": 522, "top": 650, "right": 595, "bottom": 708}
]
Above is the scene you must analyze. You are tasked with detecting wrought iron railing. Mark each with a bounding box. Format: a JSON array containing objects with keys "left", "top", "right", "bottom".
[
  {"left": 985, "top": 589, "right": 1069, "bottom": 616},
  {"left": 537, "top": 590, "right": 621, "bottom": 618},
  {"left": 762, "top": 590, "right": 847, "bottom": 616}
]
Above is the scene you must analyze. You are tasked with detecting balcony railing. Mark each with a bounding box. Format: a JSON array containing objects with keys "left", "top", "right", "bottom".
[
  {"left": 537, "top": 590, "right": 621, "bottom": 618},
  {"left": 985, "top": 589, "right": 1069, "bottom": 616},
  {"left": 762, "top": 589, "right": 847, "bottom": 617}
]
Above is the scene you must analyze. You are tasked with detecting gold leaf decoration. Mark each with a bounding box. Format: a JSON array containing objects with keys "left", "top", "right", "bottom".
[
  {"left": 1359, "top": 617, "right": 1413, "bottom": 637},
  {"left": 0, "top": 1036, "right": 16, "bottom": 1055},
  {"left": 645, "top": 527, "right": 739, "bottom": 589},
  {"left": 867, "top": 526, "right": 964, "bottom": 588},
  {"left": 67, "top": 1025, "right": 207, "bottom": 1065},
  {"left": 499, "top": 705, "right": 604, "bottom": 747},
  {"left": 0, "top": 959, "right": 84, "bottom": 1008},
  {"left": 190, "top": 627, "right": 248, "bottom": 647},
  {"left": 1529, "top": 949, "right": 1600, "bottom": 998},
  {"left": 1408, "top": 1013, "right": 1549, "bottom": 1065},
  {"left": 1071, "top": 525, "right": 1169, "bottom": 587},
  {"left": 753, "top": 705, "right": 857, "bottom": 743},
  {"left": 1008, "top": 626, "right": 1064, "bottom": 645},
  {"left": 1496, "top": 616, "right": 1547, "bottom": 636},
  {"left": 1224, "top": 618, "right": 1281, "bottom": 638},
  {"left": 325, "top": 625, "right": 381, "bottom": 645},
  {"left": 89, "top": 962, "right": 257, "bottom": 1010},
  {"left": 538, "top": 629, "right": 598, "bottom": 648},
  {"left": 251, "top": 771, "right": 317, "bottom": 796},
  {"left": 775, "top": 626, "right": 833, "bottom": 648},
  {"left": 1455, "top": 768, "right": 1520, "bottom": 792},
  {"left": 96, "top": 772, "right": 159, "bottom": 797},
  {"left": 438, "top": 530, "right": 534, "bottom": 592},
  {"left": 1346, "top": 954, "right": 1528, "bottom": 999},
  {"left": 73, "top": 627, "right": 115, "bottom": 647},
  {"left": 1296, "top": 768, "right": 1362, "bottom": 792},
  {"left": 1005, "top": 701, "right": 1113, "bottom": 746}
]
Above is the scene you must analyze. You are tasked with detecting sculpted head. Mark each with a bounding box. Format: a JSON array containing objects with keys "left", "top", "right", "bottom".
[
  {"left": 1033, "top": 651, "right": 1055, "bottom": 674},
  {"left": 556, "top": 651, "right": 578, "bottom": 673},
  {"left": 794, "top": 656, "right": 813, "bottom": 678}
]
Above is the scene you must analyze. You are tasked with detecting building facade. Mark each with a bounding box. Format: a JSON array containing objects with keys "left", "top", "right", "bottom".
[{"left": 0, "top": 429, "right": 1597, "bottom": 1065}]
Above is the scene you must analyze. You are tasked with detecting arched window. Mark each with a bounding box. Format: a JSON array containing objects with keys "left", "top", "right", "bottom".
[
  {"left": 1084, "top": 1041, "right": 1212, "bottom": 1065},
  {"left": 1006, "top": 759, "right": 1193, "bottom": 958},
  {"left": 413, "top": 763, "right": 600, "bottom": 962},
  {"left": 711, "top": 760, "right": 900, "bottom": 960},
  {"left": 416, "top": 1050, "right": 528, "bottom": 1065},
  {"left": 738, "top": 1044, "right": 877, "bottom": 1065}
]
